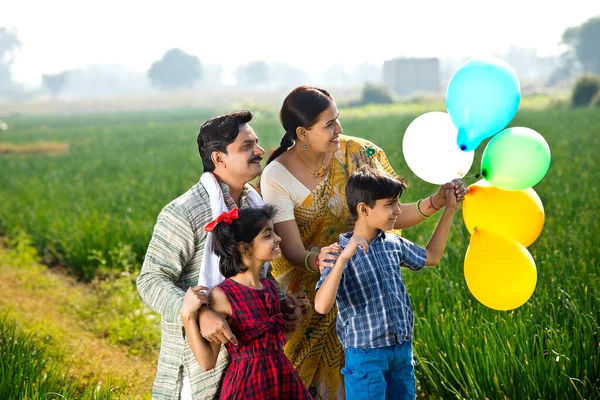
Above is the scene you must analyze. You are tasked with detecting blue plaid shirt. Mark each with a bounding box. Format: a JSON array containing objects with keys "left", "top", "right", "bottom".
[{"left": 316, "top": 230, "right": 427, "bottom": 349}]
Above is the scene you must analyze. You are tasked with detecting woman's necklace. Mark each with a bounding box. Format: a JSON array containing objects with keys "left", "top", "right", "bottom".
[{"left": 296, "top": 151, "right": 328, "bottom": 178}]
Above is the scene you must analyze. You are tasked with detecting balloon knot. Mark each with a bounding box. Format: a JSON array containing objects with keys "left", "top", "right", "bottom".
[
  {"left": 474, "top": 172, "right": 481, "bottom": 179},
  {"left": 460, "top": 145, "right": 467, "bottom": 151}
]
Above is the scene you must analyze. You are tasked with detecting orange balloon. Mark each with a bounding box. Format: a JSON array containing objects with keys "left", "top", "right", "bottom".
[
  {"left": 463, "top": 180, "right": 544, "bottom": 247},
  {"left": 464, "top": 229, "right": 537, "bottom": 311}
]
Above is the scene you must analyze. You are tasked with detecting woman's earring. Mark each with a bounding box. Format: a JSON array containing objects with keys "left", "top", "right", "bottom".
[{"left": 302, "top": 143, "right": 308, "bottom": 151}]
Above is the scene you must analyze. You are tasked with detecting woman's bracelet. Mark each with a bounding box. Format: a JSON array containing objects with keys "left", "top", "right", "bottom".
[
  {"left": 305, "top": 251, "right": 319, "bottom": 273},
  {"left": 429, "top": 195, "right": 441, "bottom": 211},
  {"left": 416, "top": 199, "right": 429, "bottom": 218}
]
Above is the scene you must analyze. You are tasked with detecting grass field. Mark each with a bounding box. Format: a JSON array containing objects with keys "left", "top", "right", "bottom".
[{"left": 0, "top": 104, "right": 598, "bottom": 398}]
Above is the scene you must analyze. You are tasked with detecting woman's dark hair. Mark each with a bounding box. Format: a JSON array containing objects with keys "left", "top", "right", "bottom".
[
  {"left": 266, "top": 86, "right": 333, "bottom": 164},
  {"left": 210, "top": 205, "right": 277, "bottom": 278},
  {"left": 345, "top": 166, "right": 408, "bottom": 220},
  {"left": 197, "top": 110, "right": 253, "bottom": 172}
]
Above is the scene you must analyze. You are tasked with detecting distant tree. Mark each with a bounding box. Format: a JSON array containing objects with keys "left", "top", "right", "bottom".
[
  {"left": 324, "top": 64, "right": 350, "bottom": 88},
  {"left": 269, "top": 63, "right": 307, "bottom": 90},
  {"left": 42, "top": 71, "right": 69, "bottom": 96},
  {"left": 547, "top": 51, "right": 581, "bottom": 87},
  {"left": 352, "top": 63, "right": 381, "bottom": 86},
  {"left": 234, "top": 61, "right": 268, "bottom": 88},
  {"left": 561, "top": 16, "right": 600, "bottom": 75},
  {"left": 63, "top": 65, "right": 151, "bottom": 98},
  {"left": 0, "top": 27, "right": 23, "bottom": 98},
  {"left": 571, "top": 75, "right": 600, "bottom": 107},
  {"left": 592, "top": 91, "right": 600, "bottom": 108},
  {"left": 197, "top": 64, "right": 224, "bottom": 90},
  {"left": 360, "top": 82, "right": 394, "bottom": 105},
  {"left": 147, "top": 48, "right": 202, "bottom": 90}
]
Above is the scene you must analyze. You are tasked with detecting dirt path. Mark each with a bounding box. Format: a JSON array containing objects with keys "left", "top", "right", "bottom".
[{"left": 0, "top": 247, "right": 158, "bottom": 399}]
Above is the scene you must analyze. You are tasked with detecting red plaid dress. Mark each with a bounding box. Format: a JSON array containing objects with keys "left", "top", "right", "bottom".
[{"left": 217, "top": 278, "right": 312, "bottom": 400}]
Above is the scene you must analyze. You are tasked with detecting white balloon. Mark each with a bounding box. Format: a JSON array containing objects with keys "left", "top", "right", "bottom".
[{"left": 402, "top": 112, "right": 475, "bottom": 184}]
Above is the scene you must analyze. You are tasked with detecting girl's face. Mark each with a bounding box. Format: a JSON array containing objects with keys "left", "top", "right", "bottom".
[
  {"left": 248, "top": 220, "right": 282, "bottom": 262},
  {"left": 303, "top": 103, "right": 343, "bottom": 153}
]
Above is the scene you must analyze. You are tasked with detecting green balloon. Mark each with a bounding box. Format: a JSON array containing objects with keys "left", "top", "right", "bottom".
[{"left": 481, "top": 127, "right": 551, "bottom": 190}]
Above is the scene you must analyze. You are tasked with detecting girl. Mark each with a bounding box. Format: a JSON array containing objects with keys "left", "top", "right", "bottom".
[{"left": 180, "top": 205, "right": 312, "bottom": 400}]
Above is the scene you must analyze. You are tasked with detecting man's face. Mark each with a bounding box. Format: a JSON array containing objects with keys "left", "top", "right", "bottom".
[{"left": 221, "top": 123, "right": 265, "bottom": 183}]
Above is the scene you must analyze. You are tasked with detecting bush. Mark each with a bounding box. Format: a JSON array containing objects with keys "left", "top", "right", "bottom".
[
  {"left": 592, "top": 91, "right": 600, "bottom": 108},
  {"left": 360, "top": 83, "right": 394, "bottom": 105},
  {"left": 571, "top": 75, "right": 600, "bottom": 107}
]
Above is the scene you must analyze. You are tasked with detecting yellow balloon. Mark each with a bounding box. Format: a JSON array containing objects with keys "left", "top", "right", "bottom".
[
  {"left": 464, "top": 229, "right": 537, "bottom": 311},
  {"left": 463, "top": 180, "right": 544, "bottom": 247}
]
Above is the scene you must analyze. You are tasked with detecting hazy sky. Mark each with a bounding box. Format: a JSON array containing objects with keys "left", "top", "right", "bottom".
[{"left": 2, "top": 0, "right": 599, "bottom": 85}]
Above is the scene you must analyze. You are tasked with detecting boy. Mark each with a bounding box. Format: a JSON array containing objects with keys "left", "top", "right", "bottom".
[{"left": 314, "top": 165, "right": 460, "bottom": 400}]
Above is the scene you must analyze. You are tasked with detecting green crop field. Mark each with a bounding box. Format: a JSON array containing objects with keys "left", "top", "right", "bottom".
[{"left": 0, "top": 106, "right": 598, "bottom": 398}]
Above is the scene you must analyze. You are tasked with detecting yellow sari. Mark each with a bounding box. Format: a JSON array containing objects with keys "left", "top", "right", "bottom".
[{"left": 270, "top": 135, "right": 400, "bottom": 399}]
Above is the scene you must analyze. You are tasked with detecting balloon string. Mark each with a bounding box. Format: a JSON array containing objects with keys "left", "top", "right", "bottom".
[{"left": 461, "top": 171, "right": 483, "bottom": 182}]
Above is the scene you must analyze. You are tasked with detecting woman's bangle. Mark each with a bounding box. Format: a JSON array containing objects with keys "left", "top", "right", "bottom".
[
  {"left": 305, "top": 251, "right": 319, "bottom": 273},
  {"left": 429, "top": 195, "right": 440, "bottom": 211},
  {"left": 416, "top": 199, "right": 429, "bottom": 218}
]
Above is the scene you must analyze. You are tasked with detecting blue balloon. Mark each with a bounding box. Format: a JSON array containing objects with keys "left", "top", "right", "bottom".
[{"left": 446, "top": 57, "right": 521, "bottom": 152}]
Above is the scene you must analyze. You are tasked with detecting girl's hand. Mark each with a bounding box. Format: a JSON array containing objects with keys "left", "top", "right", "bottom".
[
  {"left": 317, "top": 243, "right": 342, "bottom": 272},
  {"left": 291, "top": 290, "right": 311, "bottom": 317},
  {"left": 340, "top": 236, "right": 369, "bottom": 261},
  {"left": 180, "top": 285, "right": 209, "bottom": 321}
]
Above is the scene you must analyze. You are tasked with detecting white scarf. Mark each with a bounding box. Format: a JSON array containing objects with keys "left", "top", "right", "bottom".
[{"left": 198, "top": 172, "right": 267, "bottom": 289}]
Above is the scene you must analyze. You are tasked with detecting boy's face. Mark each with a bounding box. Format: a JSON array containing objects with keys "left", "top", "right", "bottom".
[{"left": 365, "top": 196, "right": 401, "bottom": 231}]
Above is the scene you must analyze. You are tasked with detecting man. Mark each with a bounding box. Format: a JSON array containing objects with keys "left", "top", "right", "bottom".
[{"left": 137, "top": 110, "right": 309, "bottom": 400}]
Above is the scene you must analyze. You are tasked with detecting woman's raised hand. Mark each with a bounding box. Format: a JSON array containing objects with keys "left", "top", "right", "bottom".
[{"left": 433, "top": 178, "right": 468, "bottom": 208}]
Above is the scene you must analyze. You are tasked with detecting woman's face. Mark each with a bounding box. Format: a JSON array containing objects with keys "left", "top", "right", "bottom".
[{"left": 304, "top": 103, "right": 343, "bottom": 153}]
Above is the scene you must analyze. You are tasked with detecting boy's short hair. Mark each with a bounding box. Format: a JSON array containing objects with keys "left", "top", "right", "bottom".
[{"left": 345, "top": 165, "right": 408, "bottom": 220}]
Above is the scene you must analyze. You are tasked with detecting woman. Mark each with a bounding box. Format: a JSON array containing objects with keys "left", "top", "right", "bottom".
[{"left": 260, "top": 86, "right": 466, "bottom": 399}]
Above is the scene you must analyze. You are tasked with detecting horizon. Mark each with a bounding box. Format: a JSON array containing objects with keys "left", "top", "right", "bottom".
[{"left": 2, "top": 0, "right": 600, "bottom": 86}]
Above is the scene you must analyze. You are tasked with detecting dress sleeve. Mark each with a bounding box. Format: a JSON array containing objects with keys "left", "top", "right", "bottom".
[{"left": 260, "top": 165, "right": 296, "bottom": 224}]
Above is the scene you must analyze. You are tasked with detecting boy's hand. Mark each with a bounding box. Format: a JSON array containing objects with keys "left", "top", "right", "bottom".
[
  {"left": 340, "top": 236, "right": 369, "bottom": 261},
  {"left": 453, "top": 179, "right": 468, "bottom": 203},
  {"left": 433, "top": 179, "right": 468, "bottom": 208},
  {"left": 445, "top": 187, "right": 460, "bottom": 212},
  {"left": 180, "top": 285, "right": 209, "bottom": 321}
]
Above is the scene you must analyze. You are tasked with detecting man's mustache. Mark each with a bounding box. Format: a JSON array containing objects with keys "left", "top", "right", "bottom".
[{"left": 249, "top": 156, "right": 263, "bottom": 163}]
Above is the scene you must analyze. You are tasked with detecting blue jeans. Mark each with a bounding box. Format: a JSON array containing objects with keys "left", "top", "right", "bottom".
[{"left": 342, "top": 342, "right": 416, "bottom": 400}]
